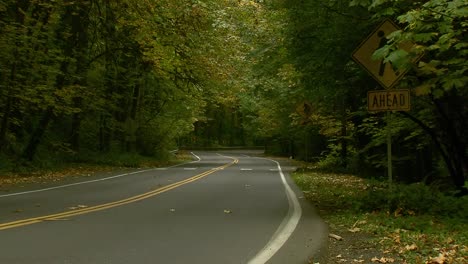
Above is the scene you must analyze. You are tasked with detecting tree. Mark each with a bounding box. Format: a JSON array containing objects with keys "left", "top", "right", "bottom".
[
  {"left": 0, "top": 0, "right": 244, "bottom": 163},
  {"left": 353, "top": 0, "right": 467, "bottom": 191}
]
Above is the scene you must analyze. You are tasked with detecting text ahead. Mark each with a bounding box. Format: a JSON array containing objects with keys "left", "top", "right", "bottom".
[{"left": 368, "top": 89, "right": 410, "bottom": 112}]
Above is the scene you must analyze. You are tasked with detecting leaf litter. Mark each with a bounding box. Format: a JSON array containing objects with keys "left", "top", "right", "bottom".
[{"left": 293, "top": 170, "right": 467, "bottom": 264}]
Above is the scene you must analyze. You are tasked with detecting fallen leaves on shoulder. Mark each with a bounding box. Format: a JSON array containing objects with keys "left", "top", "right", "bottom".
[{"left": 371, "top": 257, "right": 395, "bottom": 263}]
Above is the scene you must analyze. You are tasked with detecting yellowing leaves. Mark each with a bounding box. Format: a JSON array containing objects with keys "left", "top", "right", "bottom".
[
  {"left": 0, "top": 166, "right": 112, "bottom": 188},
  {"left": 371, "top": 257, "right": 395, "bottom": 263},
  {"left": 404, "top": 243, "right": 418, "bottom": 252},
  {"left": 414, "top": 83, "right": 432, "bottom": 96},
  {"left": 427, "top": 253, "right": 447, "bottom": 264}
]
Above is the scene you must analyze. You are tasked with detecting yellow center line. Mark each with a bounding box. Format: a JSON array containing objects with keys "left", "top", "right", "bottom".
[{"left": 0, "top": 158, "right": 239, "bottom": 231}]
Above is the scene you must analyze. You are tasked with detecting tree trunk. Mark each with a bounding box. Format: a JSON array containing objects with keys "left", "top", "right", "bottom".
[
  {"left": 340, "top": 110, "right": 348, "bottom": 168},
  {"left": 98, "top": 0, "right": 116, "bottom": 153},
  {"left": 399, "top": 111, "right": 467, "bottom": 193},
  {"left": 433, "top": 95, "right": 467, "bottom": 192},
  {"left": 0, "top": 97, "right": 11, "bottom": 152},
  {"left": 126, "top": 83, "right": 140, "bottom": 152},
  {"left": 70, "top": 97, "right": 82, "bottom": 151},
  {"left": 21, "top": 108, "right": 54, "bottom": 161},
  {"left": 1, "top": 1, "right": 28, "bottom": 153},
  {"left": 99, "top": 114, "right": 111, "bottom": 152},
  {"left": 69, "top": 1, "right": 90, "bottom": 151}
]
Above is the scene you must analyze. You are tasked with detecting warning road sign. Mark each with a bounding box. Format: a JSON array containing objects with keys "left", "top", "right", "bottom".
[
  {"left": 352, "top": 19, "right": 416, "bottom": 89},
  {"left": 368, "top": 89, "right": 410, "bottom": 112}
]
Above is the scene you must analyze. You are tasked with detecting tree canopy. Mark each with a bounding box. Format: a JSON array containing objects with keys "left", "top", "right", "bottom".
[{"left": 0, "top": 0, "right": 466, "bottom": 192}]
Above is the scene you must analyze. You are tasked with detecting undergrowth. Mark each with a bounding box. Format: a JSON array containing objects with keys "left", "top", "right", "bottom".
[
  {"left": 0, "top": 151, "right": 192, "bottom": 183},
  {"left": 293, "top": 170, "right": 468, "bottom": 263}
]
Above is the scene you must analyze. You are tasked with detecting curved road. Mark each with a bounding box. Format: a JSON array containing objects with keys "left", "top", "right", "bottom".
[{"left": 0, "top": 151, "right": 327, "bottom": 264}]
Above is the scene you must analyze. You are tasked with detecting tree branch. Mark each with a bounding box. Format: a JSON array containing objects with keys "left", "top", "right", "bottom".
[{"left": 397, "top": 111, "right": 457, "bottom": 182}]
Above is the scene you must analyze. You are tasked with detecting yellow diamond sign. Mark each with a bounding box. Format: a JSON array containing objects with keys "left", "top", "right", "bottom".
[{"left": 352, "top": 19, "right": 416, "bottom": 89}]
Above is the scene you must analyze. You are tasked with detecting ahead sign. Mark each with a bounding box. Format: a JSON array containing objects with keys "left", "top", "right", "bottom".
[
  {"left": 368, "top": 89, "right": 410, "bottom": 112},
  {"left": 352, "top": 19, "right": 416, "bottom": 89}
]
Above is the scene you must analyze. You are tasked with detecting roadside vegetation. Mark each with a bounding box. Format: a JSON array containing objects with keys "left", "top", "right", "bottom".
[
  {"left": 1, "top": 1, "right": 466, "bottom": 194},
  {"left": 293, "top": 168, "right": 467, "bottom": 264},
  {"left": 0, "top": 2, "right": 466, "bottom": 259},
  {"left": 0, "top": 151, "right": 192, "bottom": 191}
]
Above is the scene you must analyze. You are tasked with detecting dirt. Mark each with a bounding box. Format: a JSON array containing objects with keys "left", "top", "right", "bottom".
[{"left": 325, "top": 225, "right": 401, "bottom": 264}]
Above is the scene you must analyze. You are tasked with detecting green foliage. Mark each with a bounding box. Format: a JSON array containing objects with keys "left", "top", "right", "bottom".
[
  {"left": 359, "top": 182, "right": 468, "bottom": 219},
  {"left": 66, "top": 151, "right": 163, "bottom": 168},
  {"left": 316, "top": 142, "right": 359, "bottom": 172},
  {"left": 1, "top": 0, "right": 466, "bottom": 193},
  {"left": 294, "top": 169, "right": 468, "bottom": 263},
  {"left": 293, "top": 171, "right": 363, "bottom": 210},
  {"left": 0, "top": 0, "right": 236, "bottom": 168}
]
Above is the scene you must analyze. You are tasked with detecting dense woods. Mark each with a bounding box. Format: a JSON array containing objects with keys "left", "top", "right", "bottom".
[{"left": 0, "top": 0, "right": 466, "bottom": 192}]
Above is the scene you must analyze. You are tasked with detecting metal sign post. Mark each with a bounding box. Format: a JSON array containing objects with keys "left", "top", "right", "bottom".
[
  {"left": 386, "top": 111, "right": 393, "bottom": 191},
  {"left": 352, "top": 19, "right": 421, "bottom": 190},
  {"left": 366, "top": 89, "right": 410, "bottom": 189}
]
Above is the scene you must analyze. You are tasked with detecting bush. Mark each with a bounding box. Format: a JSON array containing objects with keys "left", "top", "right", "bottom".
[
  {"left": 69, "top": 151, "right": 157, "bottom": 167},
  {"left": 358, "top": 182, "right": 468, "bottom": 219}
]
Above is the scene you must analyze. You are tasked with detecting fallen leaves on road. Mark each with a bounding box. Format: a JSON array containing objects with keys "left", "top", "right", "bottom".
[
  {"left": 68, "top": 204, "right": 88, "bottom": 210},
  {"left": 0, "top": 165, "right": 116, "bottom": 188}
]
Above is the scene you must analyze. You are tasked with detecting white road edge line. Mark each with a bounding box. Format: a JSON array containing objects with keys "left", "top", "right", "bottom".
[
  {"left": 0, "top": 152, "right": 202, "bottom": 198},
  {"left": 190, "top": 152, "right": 201, "bottom": 163},
  {"left": 247, "top": 158, "right": 302, "bottom": 264}
]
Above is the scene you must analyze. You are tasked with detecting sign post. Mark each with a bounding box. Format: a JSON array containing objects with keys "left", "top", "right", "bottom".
[
  {"left": 386, "top": 111, "right": 393, "bottom": 191},
  {"left": 352, "top": 19, "right": 420, "bottom": 190},
  {"left": 296, "top": 101, "right": 313, "bottom": 161}
]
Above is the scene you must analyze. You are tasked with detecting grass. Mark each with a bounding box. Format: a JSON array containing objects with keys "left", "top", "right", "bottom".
[{"left": 293, "top": 170, "right": 468, "bottom": 264}]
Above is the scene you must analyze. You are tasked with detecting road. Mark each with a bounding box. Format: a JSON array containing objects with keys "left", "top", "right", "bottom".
[{"left": 0, "top": 151, "right": 327, "bottom": 264}]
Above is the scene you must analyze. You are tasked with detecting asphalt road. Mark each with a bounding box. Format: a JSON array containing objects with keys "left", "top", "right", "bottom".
[{"left": 0, "top": 151, "right": 327, "bottom": 264}]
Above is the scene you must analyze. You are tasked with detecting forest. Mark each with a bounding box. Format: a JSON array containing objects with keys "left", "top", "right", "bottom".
[{"left": 0, "top": 0, "right": 466, "bottom": 193}]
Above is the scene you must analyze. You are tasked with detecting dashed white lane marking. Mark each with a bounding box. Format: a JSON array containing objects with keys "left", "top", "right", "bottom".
[
  {"left": 247, "top": 158, "right": 302, "bottom": 264},
  {"left": 240, "top": 168, "right": 253, "bottom": 171},
  {"left": 183, "top": 168, "right": 197, "bottom": 171}
]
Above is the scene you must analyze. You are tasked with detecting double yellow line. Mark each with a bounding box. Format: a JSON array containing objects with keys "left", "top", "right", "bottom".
[{"left": 0, "top": 158, "right": 238, "bottom": 231}]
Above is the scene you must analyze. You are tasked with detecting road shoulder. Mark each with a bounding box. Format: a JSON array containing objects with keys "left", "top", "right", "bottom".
[{"left": 267, "top": 158, "right": 329, "bottom": 264}]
